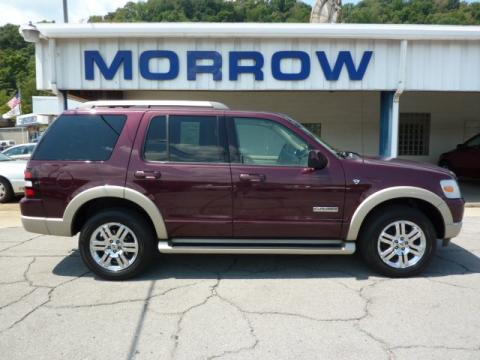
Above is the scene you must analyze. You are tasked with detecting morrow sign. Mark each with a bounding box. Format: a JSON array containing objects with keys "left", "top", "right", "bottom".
[{"left": 84, "top": 50, "right": 374, "bottom": 82}]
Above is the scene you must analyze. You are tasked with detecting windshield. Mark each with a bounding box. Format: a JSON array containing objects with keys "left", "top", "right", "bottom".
[{"left": 0, "top": 153, "right": 12, "bottom": 161}]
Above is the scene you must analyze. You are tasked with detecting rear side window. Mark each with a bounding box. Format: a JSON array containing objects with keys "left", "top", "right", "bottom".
[
  {"left": 144, "top": 116, "right": 167, "bottom": 161},
  {"left": 33, "top": 114, "right": 127, "bottom": 161},
  {"left": 144, "top": 115, "right": 225, "bottom": 163}
]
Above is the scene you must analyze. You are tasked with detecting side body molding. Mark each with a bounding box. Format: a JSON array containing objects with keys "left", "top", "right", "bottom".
[
  {"left": 345, "top": 186, "right": 453, "bottom": 241},
  {"left": 62, "top": 185, "right": 168, "bottom": 239}
]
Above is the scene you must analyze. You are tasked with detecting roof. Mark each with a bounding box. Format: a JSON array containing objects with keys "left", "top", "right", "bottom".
[{"left": 21, "top": 22, "right": 480, "bottom": 42}]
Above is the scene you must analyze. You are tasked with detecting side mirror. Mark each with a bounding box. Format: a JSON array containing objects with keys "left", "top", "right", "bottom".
[{"left": 307, "top": 150, "right": 328, "bottom": 170}]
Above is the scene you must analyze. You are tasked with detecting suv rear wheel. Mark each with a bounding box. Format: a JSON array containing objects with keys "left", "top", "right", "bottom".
[
  {"left": 359, "top": 206, "right": 436, "bottom": 277},
  {"left": 79, "top": 209, "right": 156, "bottom": 280}
]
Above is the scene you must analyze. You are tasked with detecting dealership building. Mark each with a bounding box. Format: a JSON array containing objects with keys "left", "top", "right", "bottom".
[{"left": 21, "top": 22, "right": 480, "bottom": 163}]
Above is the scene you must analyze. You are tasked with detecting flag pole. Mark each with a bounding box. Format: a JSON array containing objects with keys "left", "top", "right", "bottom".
[{"left": 18, "top": 88, "right": 22, "bottom": 116}]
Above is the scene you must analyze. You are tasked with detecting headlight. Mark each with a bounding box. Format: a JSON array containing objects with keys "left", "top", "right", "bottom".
[{"left": 440, "top": 179, "right": 462, "bottom": 199}]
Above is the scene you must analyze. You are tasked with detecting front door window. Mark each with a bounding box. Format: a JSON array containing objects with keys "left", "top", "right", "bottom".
[{"left": 232, "top": 117, "right": 309, "bottom": 167}]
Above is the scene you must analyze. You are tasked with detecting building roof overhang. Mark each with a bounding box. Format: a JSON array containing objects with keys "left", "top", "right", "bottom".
[{"left": 20, "top": 22, "right": 480, "bottom": 42}]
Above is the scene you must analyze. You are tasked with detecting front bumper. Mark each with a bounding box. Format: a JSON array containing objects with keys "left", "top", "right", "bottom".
[{"left": 444, "top": 221, "right": 462, "bottom": 239}]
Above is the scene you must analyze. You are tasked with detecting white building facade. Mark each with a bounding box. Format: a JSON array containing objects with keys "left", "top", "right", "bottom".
[{"left": 21, "top": 23, "right": 480, "bottom": 163}]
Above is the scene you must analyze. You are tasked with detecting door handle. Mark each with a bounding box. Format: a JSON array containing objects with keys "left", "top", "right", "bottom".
[
  {"left": 134, "top": 170, "right": 161, "bottom": 179},
  {"left": 239, "top": 173, "right": 266, "bottom": 182}
]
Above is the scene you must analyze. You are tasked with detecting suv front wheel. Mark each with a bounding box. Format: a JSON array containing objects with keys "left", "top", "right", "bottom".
[
  {"left": 79, "top": 209, "right": 156, "bottom": 280},
  {"left": 359, "top": 206, "right": 436, "bottom": 277}
]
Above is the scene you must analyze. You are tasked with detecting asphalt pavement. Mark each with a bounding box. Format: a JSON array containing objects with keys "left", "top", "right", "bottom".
[{"left": 0, "top": 204, "right": 479, "bottom": 360}]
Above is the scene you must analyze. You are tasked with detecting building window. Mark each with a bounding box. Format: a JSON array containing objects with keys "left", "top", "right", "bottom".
[
  {"left": 399, "top": 113, "right": 430, "bottom": 156},
  {"left": 302, "top": 123, "right": 322, "bottom": 137}
]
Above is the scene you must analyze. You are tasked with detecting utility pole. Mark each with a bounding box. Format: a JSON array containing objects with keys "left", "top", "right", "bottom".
[
  {"left": 61, "top": 0, "right": 69, "bottom": 110},
  {"left": 63, "top": 0, "right": 69, "bottom": 23}
]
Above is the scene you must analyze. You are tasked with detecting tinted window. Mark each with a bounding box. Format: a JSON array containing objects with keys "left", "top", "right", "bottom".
[
  {"left": 144, "top": 116, "right": 168, "bottom": 161},
  {"left": 170, "top": 116, "right": 224, "bottom": 162},
  {"left": 4, "top": 147, "right": 21, "bottom": 156},
  {"left": 233, "top": 117, "right": 309, "bottom": 167},
  {"left": 33, "top": 114, "right": 126, "bottom": 161}
]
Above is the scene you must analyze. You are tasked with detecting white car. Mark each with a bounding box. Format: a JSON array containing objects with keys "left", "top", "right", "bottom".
[
  {"left": 1, "top": 143, "right": 36, "bottom": 160},
  {"left": 0, "top": 153, "right": 26, "bottom": 203}
]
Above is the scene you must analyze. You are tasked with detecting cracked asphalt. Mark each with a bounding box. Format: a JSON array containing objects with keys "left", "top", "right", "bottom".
[{"left": 0, "top": 204, "right": 479, "bottom": 360}]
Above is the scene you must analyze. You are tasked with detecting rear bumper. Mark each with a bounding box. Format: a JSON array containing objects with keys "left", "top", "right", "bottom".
[
  {"left": 444, "top": 221, "right": 462, "bottom": 239},
  {"left": 21, "top": 216, "right": 71, "bottom": 236}
]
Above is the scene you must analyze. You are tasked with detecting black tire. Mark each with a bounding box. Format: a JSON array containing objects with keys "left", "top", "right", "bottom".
[
  {"left": 359, "top": 206, "right": 436, "bottom": 277},
  {"left": 79, "top": 208, "right": 157, "bottom": 280},
  {"left": 0, "top": 177, "right": 14, "bottom": 203}
]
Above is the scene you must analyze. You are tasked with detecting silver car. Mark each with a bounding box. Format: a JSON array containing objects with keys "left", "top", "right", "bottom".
[
  {"left": 1, "top": 143, "right": 36, "bottom": 160},
  {"left": 0, "top": 153, "right": 26, "bottom": 203}
]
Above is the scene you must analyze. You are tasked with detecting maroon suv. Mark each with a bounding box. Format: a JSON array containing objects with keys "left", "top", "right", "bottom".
[{"left": 20, "top": 101, "right": 464, "bottom": 280}]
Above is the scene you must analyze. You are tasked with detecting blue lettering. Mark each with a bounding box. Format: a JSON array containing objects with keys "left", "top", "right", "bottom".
[
  {"left": 271, "top": 51, "right": 310, "bottom": 81},
  {"left": 187, "top": 51, "right": 222, "bottom": 81},
  {"left": 84, "top": 49, "right": 374, "bottom": 83},
  {"left": 139, "top": 50, "right": 179, "bottom": 80},
  {"left": 85, "top": 50, "right": 132, "bottom": 80},
  {"left": 229, "top": 51, "right": 264, "bottom": 81},
  {"left": 316, "top": 51, "right": 373, "bottom": 81}
]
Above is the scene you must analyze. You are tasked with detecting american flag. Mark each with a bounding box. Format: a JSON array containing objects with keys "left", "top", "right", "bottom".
[{"left": 7, "top": 92, "right": 21, "bottom": 109}]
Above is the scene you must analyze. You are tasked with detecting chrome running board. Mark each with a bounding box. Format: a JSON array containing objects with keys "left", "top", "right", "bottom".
[{"left": 158, "top": 239, "right": 355, "bottom": 255}]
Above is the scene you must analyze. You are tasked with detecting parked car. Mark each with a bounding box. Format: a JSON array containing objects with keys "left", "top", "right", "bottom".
[
  {"left": 0, "top": 153, "right": 27, "bottom": 203},
  {"left": 21, "top": 101, "right": 464, "bottom": 280},
  {"left": 2, "top": 143, "right": 36, "bottom": 160},
  {"left": 439, "top": 134, "right": 480, "bottom": 178}
]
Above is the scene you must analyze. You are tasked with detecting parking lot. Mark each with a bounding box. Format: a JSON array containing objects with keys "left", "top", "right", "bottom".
[{"left": 0, "top": 203, "right": 479, "bottom": 360}]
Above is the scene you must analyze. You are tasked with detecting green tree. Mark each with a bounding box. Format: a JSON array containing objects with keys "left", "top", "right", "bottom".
[
  {"left": 0, "top": 24, "right": 50, "bottom": 119},
  {"left": 92, "top": 0, "right": 311, "bottom": 23},
  {"left": 342, "top": 0, "right": 480, "bottom": 25}
]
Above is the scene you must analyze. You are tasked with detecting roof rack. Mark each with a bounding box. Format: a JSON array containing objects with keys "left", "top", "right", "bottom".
[{"left": 77, "top": 100, "right": 229, "bottom": 110}]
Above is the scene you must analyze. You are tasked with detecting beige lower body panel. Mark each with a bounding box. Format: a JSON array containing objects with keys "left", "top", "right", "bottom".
[{"left": 21, "top": 216, "right": 71, "bottom": 236}]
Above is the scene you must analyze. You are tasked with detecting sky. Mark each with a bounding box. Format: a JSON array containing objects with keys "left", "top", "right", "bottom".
[{"left": 0, "top": 0, "right": 479, "bottom": 26}]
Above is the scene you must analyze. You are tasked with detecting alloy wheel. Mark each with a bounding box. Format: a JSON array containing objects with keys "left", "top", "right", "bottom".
[
  {"left": 89, "top": 222, "right": 139, "bottom": 272},
  {"left": 377, "top": 220, "right": 427, "bottom": 269}
]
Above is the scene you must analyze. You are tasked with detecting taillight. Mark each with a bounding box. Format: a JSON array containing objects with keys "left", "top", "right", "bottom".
[
  {"left": 25, "top": 188, "right": 36, "bottom": 198},
  {"left": 24, "top": 169, "right": 38, "bottom": 198}
]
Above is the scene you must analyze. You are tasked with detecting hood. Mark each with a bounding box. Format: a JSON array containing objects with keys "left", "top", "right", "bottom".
[{"left": 361, "top": 155, "right": 454, "bottom": 177}]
